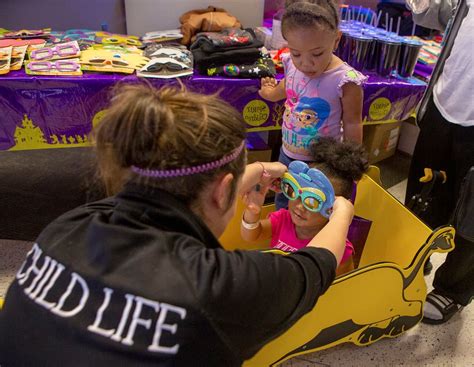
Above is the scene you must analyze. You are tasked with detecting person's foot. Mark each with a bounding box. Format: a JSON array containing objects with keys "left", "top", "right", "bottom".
[{"left": 423, "top": 291, "right": 463, "bottom": 324}]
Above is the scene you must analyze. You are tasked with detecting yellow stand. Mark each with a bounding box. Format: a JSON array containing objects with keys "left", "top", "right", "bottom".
[{"left": 220, "top": 170, "right": 455, "bottom": 366}]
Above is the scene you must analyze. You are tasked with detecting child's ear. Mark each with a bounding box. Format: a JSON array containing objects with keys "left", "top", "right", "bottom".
[{"left": 334, "top": 30, "right": 342, "bottom": 51}]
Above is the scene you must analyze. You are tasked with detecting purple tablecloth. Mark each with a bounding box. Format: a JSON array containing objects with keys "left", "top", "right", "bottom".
[{"left": 0, "top": 70, "right": 426, "bottom": 151}]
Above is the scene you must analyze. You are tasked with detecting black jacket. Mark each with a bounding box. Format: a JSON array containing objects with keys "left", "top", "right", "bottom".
[{"left": 0, "top": 185, "right": 336, "bottom": 366}]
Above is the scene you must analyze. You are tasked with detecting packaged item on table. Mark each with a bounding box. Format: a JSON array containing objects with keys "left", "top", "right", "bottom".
[
  {"left": 25, "top": 58, "right": 83, "bottom": 76},
  {"left": 90, "top": 44, "right": 143, "bottom": 55},
  {"left": 190, "top": 28, "right": 254, "bottom": 52},
  {"left": 138, "top": 57, "right": 193, "bottom": 79},
  {"left": 207, "top": 54, "right": 276, "bottom": 79},
  {"left": 95, "top": 32, "right": 142, "bottom": 47},
  {"left": 142, "top": 30, "right": 183, "bottom": 43},
  {"left": 28, "top": 41, "right": 80, "bottom": 61},
  {"left": 80, "top": 48, "right": 149, "bottom": 74},
  {"left": 0, "top": 28, "right": 51, "bottom": 39},
  {"left": 21, "top": 39, "right": 47, "bottom": 55},
  {"left": 0, "top": 46, "right": 12, "bottom": 74},
  {"left": 0, "top": 39, "right": 30, "bottom": 70},
  {"left": 144, "top": 44, "right": 192, "bottom": 66},
  {"left": 62, "top": 29, "right": 97, "bottom": 43},
  {"left": 193, "top": 46, "right": 261, "bottom": 74}
]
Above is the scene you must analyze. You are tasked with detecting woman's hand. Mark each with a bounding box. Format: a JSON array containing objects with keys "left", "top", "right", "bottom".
[{"left": 330, "top": 196, "right": 354, "bottom": 223}]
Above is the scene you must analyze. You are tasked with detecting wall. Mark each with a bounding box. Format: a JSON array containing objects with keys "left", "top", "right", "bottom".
[{"left": 0, "top": 0, "right": 126, "bottom": 33}]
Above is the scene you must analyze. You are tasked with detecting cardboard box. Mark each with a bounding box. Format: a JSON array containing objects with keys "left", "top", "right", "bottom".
[{"left": 363, "top": 121, "right": 402, "bottom": 164}]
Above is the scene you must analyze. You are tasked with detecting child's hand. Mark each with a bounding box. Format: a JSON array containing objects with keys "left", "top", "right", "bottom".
[
  {"left": 330, "top": 196, "right": 354, "bottom": 223},
  {"left": 243, "top": 184, "right": 270, "bottom": 215},
  {"left": 259, "top": 77, "right": 279, "bottom": 100}
]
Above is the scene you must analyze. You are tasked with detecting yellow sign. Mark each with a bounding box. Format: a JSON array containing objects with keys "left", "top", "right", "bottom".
[
  {"left": 243, "top": 100, "right": 270, "bottom": 127},
  {"left": 369, "top": 97, "right": 391, "bottom": 121}
]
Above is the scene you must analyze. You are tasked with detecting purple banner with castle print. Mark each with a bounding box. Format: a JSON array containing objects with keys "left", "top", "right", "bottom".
[{"left": 0, "top": 70, "right": 425, "bottom": 151}]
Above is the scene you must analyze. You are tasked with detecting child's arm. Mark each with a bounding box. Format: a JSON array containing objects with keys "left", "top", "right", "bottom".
[
  {"left": 241, "top": 211, "right": 273, "bottom": 242},
  {"left": 306, "top": 196, "right": 354, "bottom": 265},
  {"left": 259, "top": 77, "right": 287, "bottom": 102},
  {"left": 341, "top": 83, "right": 364, "bottom": 144}
]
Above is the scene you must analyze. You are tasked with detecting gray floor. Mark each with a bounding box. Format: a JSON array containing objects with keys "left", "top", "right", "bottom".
[{"left": 1, "top": 151, "right": 472, "bottom": 366}]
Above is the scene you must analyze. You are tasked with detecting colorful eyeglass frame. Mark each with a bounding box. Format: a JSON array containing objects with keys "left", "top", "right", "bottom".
[
  {"left": 27, "top": 60, "right": 81, "bottom": 72},
  {"left": 281, "top": 161, "right": 335, "bottom": 217},
  {"left": 26, "top": 58, "right": 82, "bottom": 76},
  {"left": 30, "top": 41, "right": 80, "bottom": 61},
  {"left": 80, "top": 48, "right": 149, "bottom": 74},
  {"left": 2, "top": 28, "right": 51, "bottom": 39},
  {"left": 95, "top": 32, "right": 142, "bottom": 47}
]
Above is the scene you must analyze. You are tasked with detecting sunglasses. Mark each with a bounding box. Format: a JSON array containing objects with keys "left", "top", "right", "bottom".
[
  {"left": 86, "top": 58, "right": 130, "bottom": 67},
  {"left": 145, "top": 61, "right": 188, "bottom": 73},
  {"left": 103, "top": 37, "right": 141, "bottom": 47},
  {"left": 30, "top": 42, "right": 80, "bottom": 61},
  {"left": 27, "top": 60, "right": 80, "bottom": 72},
  {"left": 4, "top": 29, "right": 46, "bottom": 38},
  {"left": 281, "top": 173, "right": 328, "bottom": 213}
]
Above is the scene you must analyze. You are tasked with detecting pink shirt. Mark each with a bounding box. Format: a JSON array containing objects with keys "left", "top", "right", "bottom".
[
  {"left": 281, "top": 54, "right": 367, "bottom": 160},
  {"left": 269, "top": 209, "right": 354, "bottom": 264}
]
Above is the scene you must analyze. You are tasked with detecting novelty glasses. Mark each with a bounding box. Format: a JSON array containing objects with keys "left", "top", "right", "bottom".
[
  {"left": 27, "top": 60, "right": 80, "bottom": 72},
  {"left": 280, "top": 161, "right": 335, "bottom": 217},
  {"left": 30, "top": 42, "right": 80, "bottom": 61},
  {"left": 145, "top": 61, "right": 188, "bottom": 73}
]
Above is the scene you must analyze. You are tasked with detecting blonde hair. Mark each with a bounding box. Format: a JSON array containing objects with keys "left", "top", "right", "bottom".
[{"left": 93, "top": 82, "right": 246, "bottom": 207}]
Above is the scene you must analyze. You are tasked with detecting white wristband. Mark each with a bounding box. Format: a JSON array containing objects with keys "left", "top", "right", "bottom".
[{"left": 241, "top": 217, "right": 260, "bottom": 230}]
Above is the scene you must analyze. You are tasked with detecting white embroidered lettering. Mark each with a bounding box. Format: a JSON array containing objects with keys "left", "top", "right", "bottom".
[
  {"left": 122, "top": 296, "right": 160, "bottom": 346},
  {"left": 17, "top": 243, "right": 42, "bottom": 284},
  {"left": 50, "top": 272, "right": 89, "bottom": 318},
  {"left": 148, "top": 303, "right": 186, "bottom": 354},
  {"left": 88, "top": 287, "right": 116, "bottom": 337},
  {"left": 110, "top": 293, "right": 134, "bottom": 342},
  {"left": 24, "top": 256, "right": 51, "bottom": 296},
  {"left": 35, "top": 261, "right": 65, "bottom": 309}
]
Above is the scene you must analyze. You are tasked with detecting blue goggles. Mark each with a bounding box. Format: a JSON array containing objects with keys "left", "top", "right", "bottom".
[{"left": 281, "top": 161, "right": 335, "bottom": 218}]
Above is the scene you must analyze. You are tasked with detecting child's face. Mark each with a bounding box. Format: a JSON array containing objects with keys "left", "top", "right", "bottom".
[
  {"left": 284, "top": 26, "right": 340, "bottom": 78},
  {"left": 288, "top": 197, "right": 328, "bottom": 229}
]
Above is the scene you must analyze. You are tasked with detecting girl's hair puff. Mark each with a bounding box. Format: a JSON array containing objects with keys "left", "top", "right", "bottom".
[
  {"left": 282, "top": 0, "right": 340, "bottom": 36},
  {"left": 310, "top": 137, "right": 369, "bottom": 199},
  {"left": 93, "top": 82, "right": 246, "bottom": 208}
]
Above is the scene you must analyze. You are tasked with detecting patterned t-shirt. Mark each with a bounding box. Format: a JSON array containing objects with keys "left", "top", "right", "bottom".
[
  {"left": 269, "top": 208, "right": 354, "bottom": 264},
  {"left": 281, "top": 54, "right": 367, "bottom": 160}
]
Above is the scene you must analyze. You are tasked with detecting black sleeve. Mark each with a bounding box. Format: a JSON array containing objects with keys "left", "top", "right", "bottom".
[{"left": 183, "top": 245, "right": 337, "bottom": 359}]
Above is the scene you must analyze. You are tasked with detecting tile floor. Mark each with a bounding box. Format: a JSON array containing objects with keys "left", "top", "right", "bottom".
[{"left": 1, "top": 159, "right": 472, "bottom": 366}]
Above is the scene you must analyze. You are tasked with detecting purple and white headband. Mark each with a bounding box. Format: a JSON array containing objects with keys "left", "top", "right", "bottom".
[{"left": 131, "top": 141, "right": 245, "bottom": 178}]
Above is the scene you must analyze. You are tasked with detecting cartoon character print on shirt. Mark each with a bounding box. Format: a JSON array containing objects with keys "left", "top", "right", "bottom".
[{"left": 283, "top": 96, "right": 331, "bottom": 154}]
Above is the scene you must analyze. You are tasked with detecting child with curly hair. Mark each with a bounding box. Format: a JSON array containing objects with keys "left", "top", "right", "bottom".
[{"left": 241, "top": 137, "right": 368, "bottom": 275}]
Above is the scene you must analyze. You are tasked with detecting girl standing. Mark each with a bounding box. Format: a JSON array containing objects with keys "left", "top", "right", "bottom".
[{"left": 260, "top": 0, "right": 367, "bottom": 208}]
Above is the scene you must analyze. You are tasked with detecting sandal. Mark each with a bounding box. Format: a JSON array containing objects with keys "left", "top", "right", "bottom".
[{"left": 422, "top": 291, "right": 463, "bottom": 325}]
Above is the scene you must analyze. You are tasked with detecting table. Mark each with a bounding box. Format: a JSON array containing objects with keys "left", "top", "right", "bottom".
[{"left": 0, "top": 70, "right": 426, "bottom": 151}]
